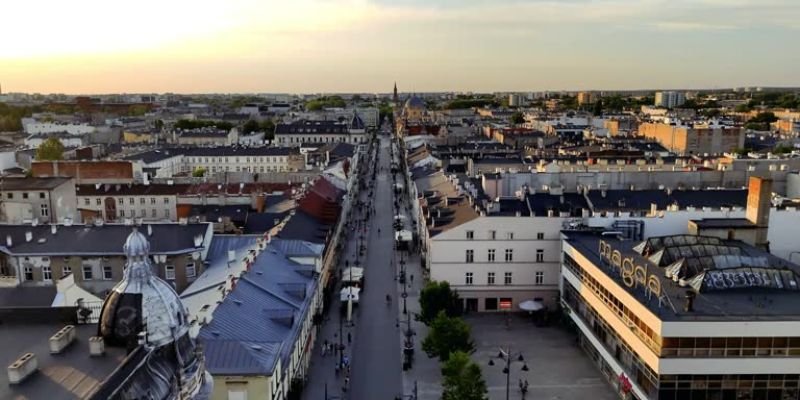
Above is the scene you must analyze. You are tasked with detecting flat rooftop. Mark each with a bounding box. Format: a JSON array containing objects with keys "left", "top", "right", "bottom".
[
  {"left": 0, "top": 323, "right": 127, "bottom": 399},
  {"left": 565, "top": 231, "right": 800, "bottom": 322}
]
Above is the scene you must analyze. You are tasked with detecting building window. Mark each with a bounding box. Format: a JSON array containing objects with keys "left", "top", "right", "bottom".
[
  {"left": 82, "top": 266, "right": 93, "bottom": 280},
  {"left": 84, "top": 198, "right": 91, "bottom": 206},
  {"left": 103, "top": 266, "right": 113, "bottom": 280},
  {"left": 129, "top": 198, "right": 134, "bottom": 205},
  {"left": 465, "top": 272, "right": 473, "bottom": 285},
  {"left": 62, "top": 265, "right": 71, "bottom": 277},
  {"left": 140, "top": 198, "right": 145, "bottom": 204},
  {"left": 150, "top": 197, "right": 156, "bottom": 204},
  {"left": 490, "top": 230, "right": 496, "bottom": 240},
  {"left": 186, "top": 263, "right": 196, "bottom": 279},
  {"left": 43, "top": 266, "right": 52, "bottom": 281},
  {"left": 535, "top": 271, "right": 544, "bottom": 285},
  {"left": 139, "top": 209, "right": 145, "bottom": 217},
  {"left": 151, "top": 209, "right": 157, "bottom": 218},
  {"left": 24, "top": 266, "right": 33, "bottom": 281},
  {"left": 96, "top": 198, "right": 102, "bottom": 205},
  {"left": 164, "top": 209, "right": 170, "bottom": 218},
  {"left": 537, "top": 232, "right": 544, "bottom": 240},
  {"left": 487, "top": 249, "right": 495, "bottom": 262},
  {"left": 40, "top": 204, "right": 49, "bottom": 217},
  {"left": 39, "top": 192, "right": 45, "bottom": 199},
  {"left": 485, "top": 298, "right": 498, "bottom": 311},
  {"left": 536, "top": 249, "right": 544, "bottom": 263},
  {"left": 22, "top": 192, "right": 29, "bottom": 199},
  {"left": 507, "top": 232, "right": 514, "bottom": 240},
  {"left": 487, "top": 272, "right": 495, "bottom": 285},
  {"left": 466, "top": 230, "right": 474, "bottom": 240},
  {"left": 465, "top": 249, "right": 474, "bottom": 263},
  {"left": 504, "top": 272, "right": 512, "bottom": 285},
  {"left": 165, "top": 265, "right": 175, "bottom": 280},
  {"left": 505, "top": 249, "right": 513, "bottom": 262},
  {"left": 6, "top": 193, "right": 12, "bottom": 199},
  {"left": 164, "top": 197, "right": 169, "bottom": 204}
]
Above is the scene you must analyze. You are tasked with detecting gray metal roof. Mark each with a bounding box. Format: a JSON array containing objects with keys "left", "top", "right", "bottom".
[
  {"left": 198, "top": 242, "right": 317, "bottom": 376},
  {"left": 0, "top": 223, "right": 211, "bottom": 256}
]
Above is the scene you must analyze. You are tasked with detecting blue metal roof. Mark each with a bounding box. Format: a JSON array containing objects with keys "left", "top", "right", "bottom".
[{"left": 199, "top": 242, "right": 318, "bottom": 376}]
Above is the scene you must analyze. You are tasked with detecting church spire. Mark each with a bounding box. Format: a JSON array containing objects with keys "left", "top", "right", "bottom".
[{"left": 393, "top": 82, "right": 398, "bottom": 105}]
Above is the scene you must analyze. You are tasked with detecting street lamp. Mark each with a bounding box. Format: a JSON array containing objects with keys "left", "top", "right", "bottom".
[{"left": 488, "top": 346, "right": 529, "bottom": 400}]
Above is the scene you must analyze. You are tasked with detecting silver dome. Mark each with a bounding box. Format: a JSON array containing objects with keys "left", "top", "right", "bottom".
[
  {"left": 123, "top": 229, "right": 151, "bottom": 258},
  {"left": 100, "top": 229, "right": 189, "bottom": 348}
]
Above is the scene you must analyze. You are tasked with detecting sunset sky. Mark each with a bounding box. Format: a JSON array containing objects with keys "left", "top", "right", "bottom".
[{"left": 1, "top": 0, "right": 798, "bottom": 94}]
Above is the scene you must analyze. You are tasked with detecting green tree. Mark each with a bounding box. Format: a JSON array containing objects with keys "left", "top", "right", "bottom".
[
  {"left": 127, "top": 105, "right": 149, "bottom": 116},
  {"left": 192, "top": 167, "right": 207, "bottom": 177},
  {"left": 592, "top": 99, "right": 604, "bottom": 116},
  {"left": 260, "top": 119, "right": 276, "bottom": 141},
  {"left": 510, "top": 111, "right": 525, "bottom": 125},
  {"left": 422, "top": 311, "right": 475, "bottom": 361},
  {"left": 419, "top": 281, "right": 462, "bottom": 324},
  {"left": 441, "top": 351, "right": 488, "bottom": 400},
  {"left": 305, "top": 96, "right": 346, "bottom": 111},
  {"left": 242, "top": 119, "right": 260, "bottom": 134},
  {"left": 154, "top": 119, "right": 164, "bottom": 131},
  {"left": 36, "top": 137, "right": 65, "bottom": 161}
]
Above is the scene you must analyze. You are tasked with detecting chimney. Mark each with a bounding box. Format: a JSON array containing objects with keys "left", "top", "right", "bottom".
[
  {"left": 684, "top": 290, "right": 696, "bottom": 312},
  {"left": 746, "top": 176, "right": 772, "bottom": 250}
]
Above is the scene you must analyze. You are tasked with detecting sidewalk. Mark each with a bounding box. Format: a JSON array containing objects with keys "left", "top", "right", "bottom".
[
  {"left": 302, "top": 140, "right": 379, "bottom": 400},
  {"left": 393, "top": 152, "right": 443, "bottom": 400}
]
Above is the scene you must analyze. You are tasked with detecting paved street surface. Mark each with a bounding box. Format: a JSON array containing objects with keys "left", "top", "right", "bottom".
[
  {"left": 303, "top": 134, "right": 403, "bottom": 400},
  {"left": 304, "top": 132, "right": 616, "bottom": 400},
  {"left": 349, "top": 135, "right": 404, "bottom": 399}
]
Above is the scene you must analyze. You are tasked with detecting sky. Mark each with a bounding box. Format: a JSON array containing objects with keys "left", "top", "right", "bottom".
[{"left": 1, "top": 0, "right": 799, "bottom": 94}]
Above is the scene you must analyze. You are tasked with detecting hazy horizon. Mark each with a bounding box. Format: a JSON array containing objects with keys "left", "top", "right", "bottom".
[{"left": 2, "top": 0, "right": 799, "bottom": 94}]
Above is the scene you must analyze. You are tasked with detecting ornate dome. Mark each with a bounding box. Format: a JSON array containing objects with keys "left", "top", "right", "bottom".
[
  {"left": 99, "top": 229, "right": 189, "bottom": 348},
  {"left": 404, "top": 95, "right": 425, "bottom": 110},
  {"left": 123, "top": 229, "right": 150, "bottom": 258}
]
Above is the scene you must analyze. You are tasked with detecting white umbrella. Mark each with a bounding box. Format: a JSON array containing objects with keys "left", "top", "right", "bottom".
[{"left": 519, "top": 300, "right": 544, "bottom": 312}]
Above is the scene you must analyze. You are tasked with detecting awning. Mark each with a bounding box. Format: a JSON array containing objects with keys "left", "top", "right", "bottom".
[
  {"left": 340, "top": 287, "right": 361, "bottom": 302},
  {"left": 519, "top": 300, "right": 544, "bottom": 312},
  {"left": 342, "top": 267, "right": 364, "bottom": 282}
]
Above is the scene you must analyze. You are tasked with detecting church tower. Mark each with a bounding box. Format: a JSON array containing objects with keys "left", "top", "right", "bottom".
[{"left": 393, "top": 82, "right": 398, "bottom": 106}]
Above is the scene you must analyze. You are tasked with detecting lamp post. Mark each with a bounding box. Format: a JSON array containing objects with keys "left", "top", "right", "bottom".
[
  {"left": 399, "top": 253, "right": 408, "bottom": 314},
  {"left": 488, "top": 346, "right": 529, "bottom": 400}
]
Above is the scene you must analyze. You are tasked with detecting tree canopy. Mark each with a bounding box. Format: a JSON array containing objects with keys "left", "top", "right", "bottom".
[
  {"left": 422, "top": 311, "right": 475, "bottom": 361},
  {"left": 174, "top": 119, "right": 234, "bottom": 131},
  {"left": 419, "top": 281, "right": 462, "bottom": 324},
  {"left": 305, "top": 96, "right": 346, "bottom": 111},
  {"left": 510, "top": 111, "right": 525, "bottom": 125},
  {"left": 441, "top": 351, "right": 488, "bottom": 400},
  {"left": 36, "top": 137, "right": 65, "bottom": 161},
  {"left": 192, "top": 167, "right": 207, "bottom": 177}
]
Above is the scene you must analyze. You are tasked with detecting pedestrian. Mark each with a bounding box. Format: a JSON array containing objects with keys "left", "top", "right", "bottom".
[
  {"left": 410, "top": 274, "right": 414, "bottom": 283},
  {"left": 344, "top": 377, "right": 350, "bottom": 388},
  {"left": 347, "top": 332, "right": 352, "bottom": 343}
]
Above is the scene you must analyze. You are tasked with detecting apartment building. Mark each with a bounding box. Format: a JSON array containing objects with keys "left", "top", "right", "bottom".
[
  {"left": 0, "top": 177, "right": 79, "bottom": 224},
  {"left": 638, "top": 121, "right": 744, "bottom": 155},
  {"left": 274, "top": 120, "right": 367, "bottom": 146},
  {"left": 0, "top": 223, "right": 213, "bottom": 295}
]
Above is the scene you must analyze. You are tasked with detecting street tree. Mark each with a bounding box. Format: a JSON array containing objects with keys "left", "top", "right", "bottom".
[
  {"left": 422, "top": 311, "right": 475, "bottom": 361},
  {"left": 592, "top": 99, "right": 604, "bottom": 116},
  {"left": 441, "top": 351, "right": 488, "bottom": 400},
  {"left": 192, "top": 167, "right": 207, "bottom": 177},
  {"left": 36, "top": 137, "right": 65, "bottom": 161},
  {"left": 419, "top": 281, "right": 462, "bottom": 324},
  {"left": 510, "top": 111, "right": 525, "bottom": 125},
  {"left": 242, "top": 119, "right": 260, "bottom": 134}
]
